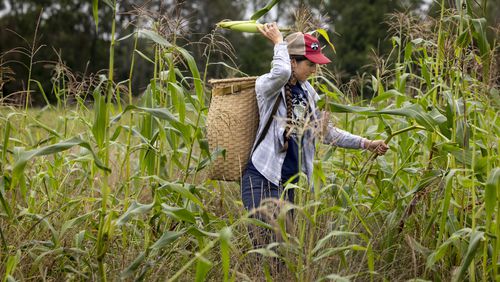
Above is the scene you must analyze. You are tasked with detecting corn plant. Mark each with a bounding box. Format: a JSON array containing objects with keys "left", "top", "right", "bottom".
[{"left": 0, "top": 0, "right": 498, "bottom": 281}]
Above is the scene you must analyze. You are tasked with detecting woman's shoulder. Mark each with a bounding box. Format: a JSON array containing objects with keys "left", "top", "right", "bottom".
[
  {"left": 255, "top": 69, "right": 289, "bottom": 93},
  {"left": 255, "top": 73, "right": 286, "bottom": 94}
]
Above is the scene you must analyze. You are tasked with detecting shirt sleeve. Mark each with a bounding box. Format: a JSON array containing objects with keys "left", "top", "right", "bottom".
[
  {"left": 322, "top": 124, "right": 364, "bottom": 149},
  {"left": 255, "top": 42, "right": 291, "bottom": 104}
]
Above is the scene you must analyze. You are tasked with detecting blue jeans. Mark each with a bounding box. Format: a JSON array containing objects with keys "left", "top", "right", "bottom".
[
  {"left": 241, "top": 160, "right": 295, "bottom": 248},
  {"left": 241, "top": 161, "right": 295, "bottom": 210}
]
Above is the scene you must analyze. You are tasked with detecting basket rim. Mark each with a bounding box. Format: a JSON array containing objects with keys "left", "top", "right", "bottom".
[{"left": 208, "top": 76, "right": 258, "bottom": 85}]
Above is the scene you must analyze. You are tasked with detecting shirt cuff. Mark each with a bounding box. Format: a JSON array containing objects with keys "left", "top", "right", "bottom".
[
  {"left": 360, "top": 138, "right": 368, "bottom": 149},
  {"left": 274, "top": 41, "right": 288, "bottom": 50}
]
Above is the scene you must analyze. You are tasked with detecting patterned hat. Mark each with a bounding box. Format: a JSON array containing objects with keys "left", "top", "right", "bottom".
[{"left": 285, "top": 32, "right": 331, "bottom": 64}]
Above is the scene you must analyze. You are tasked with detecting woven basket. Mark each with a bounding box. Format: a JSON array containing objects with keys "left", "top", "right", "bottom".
[{"left": 207, "top": 77, "right": 259, "bottom": 181}]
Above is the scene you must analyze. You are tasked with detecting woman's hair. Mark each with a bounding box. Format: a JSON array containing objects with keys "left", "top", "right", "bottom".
[
  {"left": 283, "top": 82, "right": 293, "bottom": 152},
  {"left": 290, "top": 55, "right": 308, "bottom": 62},
  {"left": 283, "top": 54, "right": 314, "bottom": 151},
  {"left": 282, "top": 55, "right": 308, "bottom": 151}
]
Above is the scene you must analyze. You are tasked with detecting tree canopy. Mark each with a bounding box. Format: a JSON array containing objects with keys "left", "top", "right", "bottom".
[{"left": 3, "top": 0, "right": 498, "bottom": 104}]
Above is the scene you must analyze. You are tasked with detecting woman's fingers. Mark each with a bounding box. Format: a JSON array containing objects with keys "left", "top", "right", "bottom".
[
  {"left": 257, "top": 23, "right": 265, "bottom": 34},
  {"left": 377, "top": 142, "right": 388, "bottom": 155},
  {"left": 369, "top": 140, "right": 389, "bottom": 155},
  {"left": 258, "top": 22, "right": 282, "bottom": 44},
  {"left": 258, "top": 22, "right": 271, "bottom": 34}
]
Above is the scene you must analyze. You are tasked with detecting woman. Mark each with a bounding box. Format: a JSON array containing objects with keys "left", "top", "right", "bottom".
[{"left": 241, "top": 23, "right": 388, "bottom": 227}]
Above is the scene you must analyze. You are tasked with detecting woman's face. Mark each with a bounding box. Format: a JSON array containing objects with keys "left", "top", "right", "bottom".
[{"left": 292, "top": 59, "right": 317, "bottom": 82}]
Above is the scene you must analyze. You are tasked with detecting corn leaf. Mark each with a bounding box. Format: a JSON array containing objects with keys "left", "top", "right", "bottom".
[
  {"left": 313, "top": 231, "right": 359, "bottom": 254},
  {"left": 2, "top": 119, "right": 10, "bottom": 167},
  {"left": 187, "top": 226, "right": 219, "bottom": 240},
  {"left": 371, "top": 89, "right": 405, "bottom": 103},
  {"left": 162, "top": 204, "right": 196, "bottom": 224},
  {"left": 195, "top": 254, "right": 213, "bottom": 282},
  {"left": 437, "top": 143, "right": 486, "bottom": 172},
  {"left": 427, "top": 228, "right": 472, "bottom": 268},
  {"left": 0, "top": 176, "right": 12, "bottom": 218},
  {"left": 195, "top": 147, "right": 225, "bottom": 172},
  {"left": 327, "top": 103, "right": 375, "bottom": 114},
  {"left": 485, "top": 168, "right": 500, "bottom": 225},
  {"left": 314, "top": 244, "right": 367, "bottom": 262},
  {"left": 138, "top": 29, "right": 172, "bottom": 48},
  {"left": 31, "top": 79, "right": 51, "bottom": 107},
  {"left": 327, "top": 102, "right": 446, "bottom": 132},
  {"left": 339, "top": 188, "right": 372, "bottom": 236},
  {"left": 315, "top": 28, "right": 336, "bottom": 53},
  {"left": 21, "top": 212, "right": 58, "bottom": 244},
  {"left": 59, "top": 212, "right": 94, "bottom": 239},
  {"left": 4, "top": 250, "right": 21, "bottom": 280},
  {"left": 470, "top": 18, "right": 490, "bottom": 56},
  {"left": 120, "top": 251, "right": 146, "bottom": 279},
  {"left": 177, "top": 47, "right": 204, "bottom": 107},
  {"left": 115, "top": 201, "right": 154, "bottom": 226},
  {"left": 113, "top": 105, "right": 190, "bottom": 138},
  {"left": 135, "top": 49, "right": 155, "bottom": 64},
  {"left": 367, "top": 243, "right": 374, "bottom": 276},
  {"left": 453, "top": 231, "right": 485, "bottom": 282},
  {"left": 250, "top": 0, "right": 282, "bottom": 21},
  {"left": 406, "top": 235, "right": 431, "bottom": 256},
  {"left": 31, "top": 117, "right": 62, "bottom": 139},
  {"left": 167, "top": 81, "right": 186, "bottom": 123},
  {"left": 12, "top": 136, "right": 110, "bottom": 188},
  {"left": 404, "top": 169, "right": 444, "bottom": 197},
  {"left": 248, "top": 248, "right": 279, "bottom": 258},
  {"left": 92, "top": 88, "right": 107, "bottom": 148},
  {"left": 157, "top": 182, "right": 204, "bottom": 208},
  {"left": 438, "top": 169, "right": 458, "bottom": 244},
  {"left": 219, "top": 227, "right": 232, "bottom": 282},
  {"left": 150, "top": 230, "right": 185, "bottom": 250}
]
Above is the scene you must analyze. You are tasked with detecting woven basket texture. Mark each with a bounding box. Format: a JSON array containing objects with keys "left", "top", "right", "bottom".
[{"left": 207, "top": 77, "right": 259, "bottom": 181}]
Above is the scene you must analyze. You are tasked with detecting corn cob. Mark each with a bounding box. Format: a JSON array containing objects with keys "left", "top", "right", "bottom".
[{"left": 216, "top": 20, "right": 264, "bottom": 33}]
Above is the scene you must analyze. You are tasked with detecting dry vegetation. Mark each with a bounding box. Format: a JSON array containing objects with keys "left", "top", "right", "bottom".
[{"left": 0, "top": 2, "right": 499, "bottom": 281}]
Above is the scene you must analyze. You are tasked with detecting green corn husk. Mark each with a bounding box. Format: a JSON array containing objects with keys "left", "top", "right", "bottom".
[{"left": 216, "top": 20, "right": 264, "bottom": 33}]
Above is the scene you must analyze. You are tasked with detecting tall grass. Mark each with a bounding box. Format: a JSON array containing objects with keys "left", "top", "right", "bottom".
[{"left": 0, "top": 3, "right": 498, "bottom": 281}]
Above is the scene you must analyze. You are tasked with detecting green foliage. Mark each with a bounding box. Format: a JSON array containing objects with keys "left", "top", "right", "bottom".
[
  {"left": 325, "top": 0, "right": 416, "bottom": 79},
  {"left": 250, "top": 0, "right": 282, "bottom": 21},
  {"left": 0, "top": 1, "right": 499, "bottom": 281}
]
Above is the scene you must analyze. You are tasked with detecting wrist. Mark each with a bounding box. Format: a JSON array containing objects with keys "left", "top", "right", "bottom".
[
  {"left": 367, "top": 139, "right": 374, "bottom": 150},
  {"left": 361, "top": 138, "right": 369, "bottom": 149}
]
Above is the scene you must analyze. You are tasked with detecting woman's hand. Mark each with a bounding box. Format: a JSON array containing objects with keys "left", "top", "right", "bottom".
[
  {"left": 257, "top": 22, "right": 283, "bottom": 45},
  {"left": 364, "top": 139, "right": 389, "bottom": 155}
]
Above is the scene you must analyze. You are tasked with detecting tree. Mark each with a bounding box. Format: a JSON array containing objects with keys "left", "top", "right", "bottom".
[
  {"left": 0, "top": 0, "right": 431, "bottom": 104},
  {"left": 325, "top": 0, "right": 425, "bottom": 80},
  {"left": 0, "top": 0, "right": 257, "bottom": 103},
  {"left": 0, "top": 0, "right": 118, "bottom": 104}
]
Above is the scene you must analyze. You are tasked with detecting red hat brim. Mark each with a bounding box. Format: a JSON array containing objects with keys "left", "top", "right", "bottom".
[{"left": 305, "top": 52, "right": 331, "bottom": 64}]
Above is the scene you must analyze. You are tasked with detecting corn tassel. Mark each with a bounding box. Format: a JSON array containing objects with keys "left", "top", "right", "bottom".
[{"left": 216, "top": 20, "right": 264, "bottom": 33}]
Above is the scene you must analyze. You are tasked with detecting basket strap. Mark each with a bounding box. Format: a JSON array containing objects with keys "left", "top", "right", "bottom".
[
  {"left": 212, "top": 82, "right": 255, "bottom": 96},
  {"left": 254, "top": 94, "right": 282, "bottom": 149}
]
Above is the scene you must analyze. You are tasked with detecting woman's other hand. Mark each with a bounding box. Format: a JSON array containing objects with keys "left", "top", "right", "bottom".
[
  {"left": 364, "top": 139, "right": 389, "bottom": 155},
  {"left": 257, "top": 22, "right": 283, "bottom": 45}
]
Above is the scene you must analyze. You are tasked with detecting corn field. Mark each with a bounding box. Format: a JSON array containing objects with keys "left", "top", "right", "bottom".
[{"left": 0, "top": 1, "right": 499, "bottom": 281}]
